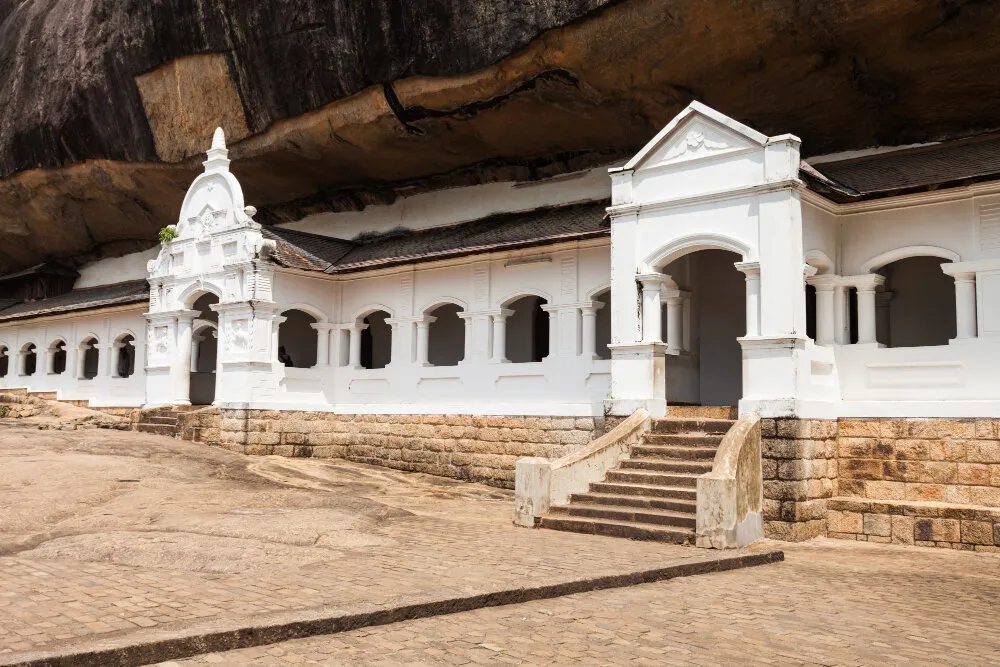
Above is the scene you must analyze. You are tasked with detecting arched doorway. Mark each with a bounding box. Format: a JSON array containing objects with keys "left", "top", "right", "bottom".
[
  {"left": 189, "top": 293, "right": 219, "bottom": 405},
  {"left": 659, "top": 249, "right": 745, "bottom": 407},
  {"left": 359, "top": 310, "right": 392, "bottom": 369}
]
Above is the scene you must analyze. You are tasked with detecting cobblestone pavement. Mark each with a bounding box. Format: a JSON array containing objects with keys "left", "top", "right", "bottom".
[
  {"left": 168, "top": 539, "right": 1000, "bottom": 667},
  {"left": 0, "top": 426, "right": 758, "bottom": 662}
]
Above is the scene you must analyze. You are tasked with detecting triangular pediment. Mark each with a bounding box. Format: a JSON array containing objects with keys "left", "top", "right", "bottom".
[{"left": 625, "top": 101, "right": 769, "bottom": 172}]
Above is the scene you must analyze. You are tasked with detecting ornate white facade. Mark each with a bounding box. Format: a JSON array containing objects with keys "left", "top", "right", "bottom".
[{"left": 2, "top": 104, "right": 999, "bottom": 419}]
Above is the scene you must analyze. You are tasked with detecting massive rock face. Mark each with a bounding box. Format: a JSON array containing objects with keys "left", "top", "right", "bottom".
[{"left": 2, "top": 0, "right": 1000, "bottom": 273}]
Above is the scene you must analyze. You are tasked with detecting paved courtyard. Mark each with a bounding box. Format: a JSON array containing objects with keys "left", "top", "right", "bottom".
[
  {"left": 0, "top": 424, "right": 771, "bottom": 665},
  {"left": 170, "top": 539, "right": 1000, "bottom": 666}
]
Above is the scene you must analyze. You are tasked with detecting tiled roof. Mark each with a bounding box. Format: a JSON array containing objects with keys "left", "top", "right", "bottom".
[
  {"left": 0, "top": 279, "right": 149, "bottom": 322},
  {"left": 804, "top": 134, "right": 1000, "bottom": 202},
  {"left": 264, "top": 200, "right": 610, "bottom": 274}
]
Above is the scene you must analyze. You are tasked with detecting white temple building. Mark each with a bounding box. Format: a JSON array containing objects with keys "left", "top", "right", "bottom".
[{"left": 3, "top": 103, "right": 1000, "bottom": 547}]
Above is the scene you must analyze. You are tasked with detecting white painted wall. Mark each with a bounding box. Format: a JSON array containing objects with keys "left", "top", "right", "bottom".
[{"left": 76, "top": 248, "right": 160, "bottom": 288}]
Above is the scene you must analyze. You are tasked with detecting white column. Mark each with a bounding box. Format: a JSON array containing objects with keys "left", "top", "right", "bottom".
[
  {"left": 271, "top": 316, "right": 285, "bottom": 362},
  {"left": 190, "top": 336, "right": 202, "bottom": 373},
  {"left": 807, "top": 275, "right": 839, "bottom": 345},
  {"left": 834, "top": 283, "right": 850, "bottom": 344},
  {"left": 76, "top": 344, "right": 88, "bottom": 379},
  {"left": 462, "top": 316, "right": 474, "bottom": 363},
  {"left": 174, "top": 312, "right": 197, "bottom": 405},
  {"left": 637, "top": 274, "right": 666, "bottom": 343},
  {"left": 311, "top": 323, "right": 333, "bottom": 365},
  {"left": 47, "top": 347, "right": 57, "bottom": 374},
  {"left": 348, "top": 324, "right": 367, "bottom": 369},
  {"left": 416, "top": 317, "right": 435, "bottom": 366},
  {"left": 663, "top": 291, "right": 687, "bottom": 356},
  {"left": 580, "top": 302, "right": 603, "bottom": 360},
  {"left": 853, "top": 275, "right": 885, "bottom": 345},
  {"left": 735, "top": 262, "right": 761, "bottom": 337},
  {"left": 491, "top": 309, "right": 513, "bottom": 362},
  {"left": 952, "top": 271, "right": 978, "bottom": 340},
  {"left": 111, "top": 342, "right": 125, "bottom": 377}
]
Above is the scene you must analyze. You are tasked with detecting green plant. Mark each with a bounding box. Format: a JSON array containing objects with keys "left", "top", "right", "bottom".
[
  {"left": 0, "top": 405, "right": 10, "bottom": 419},
  {"left": 158, "top": 226, "right": 178, "bottom": 244}
]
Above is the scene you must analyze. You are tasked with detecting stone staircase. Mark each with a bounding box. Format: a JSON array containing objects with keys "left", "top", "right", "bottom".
[
  {"left": 538, "top": 411, "right": 736, "bottom": 544},
  {"left": 136, "top": 406, "right": 197, "bottom": 437}
]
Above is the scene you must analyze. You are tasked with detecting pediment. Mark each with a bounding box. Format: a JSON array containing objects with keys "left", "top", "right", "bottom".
[{"left": 625, "top": 101, "right": 769, "bottom": 172}]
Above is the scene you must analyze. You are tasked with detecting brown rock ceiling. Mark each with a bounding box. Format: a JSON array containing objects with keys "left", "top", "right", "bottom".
[{"left": 1, "top": 0, "right": 999, "bottom": 274}]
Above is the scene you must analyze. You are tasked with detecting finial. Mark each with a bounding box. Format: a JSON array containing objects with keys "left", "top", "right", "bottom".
[{"left": 211, "top": 127, "right": 226, "bottom": 151}]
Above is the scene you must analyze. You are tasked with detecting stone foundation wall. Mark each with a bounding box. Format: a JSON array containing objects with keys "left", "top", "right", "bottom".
[
  {"left": 761, "top": 418, "right": 839, "bottom": 542},
  {"left": 836, "top": 419, "right": 1000, "bottom": 507},
  {"left": 191, "top": 409, "right": 607, "bottom": 488}
]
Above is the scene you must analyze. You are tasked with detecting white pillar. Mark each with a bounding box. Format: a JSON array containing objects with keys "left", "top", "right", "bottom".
[
  {"left": 311, "top": 323, "right": 333, "bottom": 365},
  {"left": 491, "top": 309, "right": 513, "bottom": 362},
  {"left": 416, "top": 317, "right": 434, "bottom": 366},
  {"left": 580, "top": 302, "right": 603, "bottom": 360},
  {"left": 807, "top": 275, "right": 839, "bottom": 345},
  {"left": 852, "top": 275, "right": 885, "bottom": 345},
  {"left": 76, "top": 344, "right": 88, "bottom": 379},
  {"left": 348, "top": 324, "right": 367, "bottom": 369},
  {"left": 834, "top": 283, "right": 850, "bottom": 345},
  {"left": 462, "top": 316, "right": 474, "bottom": 363},
  {"left": 952, "top": 271, "right": 978, "bottom": 340},
  {"left": 663, "top": 291, "right": 687, "bottom": 356},
  {"left": 735, "top": 262, "right": 761, "bottom": 337},
  {"left": 190, "top": 336, "right": 201, "bottom": 373},
  {"left": 637, "top": 274, "right": 666, "bottom": 343},
  {"left": 174, "top": 312, "right": 198, "bottom": 405},
  {"left": 271, "top": 316, "right": 285, "bottom": 362}
]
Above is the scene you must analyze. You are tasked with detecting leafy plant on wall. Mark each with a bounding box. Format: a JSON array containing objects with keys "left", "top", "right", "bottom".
[{"left": 158, "top": 226, "right": 178, "bottom": 244}]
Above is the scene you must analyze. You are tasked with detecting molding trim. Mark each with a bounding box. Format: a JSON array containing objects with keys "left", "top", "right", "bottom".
[{"left": 608, "top": 179, "right": 802, "bottom": 218}]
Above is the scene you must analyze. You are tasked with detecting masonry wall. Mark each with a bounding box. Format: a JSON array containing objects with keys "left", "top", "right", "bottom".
[{"left": 188, "top": 409, "right": 608, "bottom": 488}]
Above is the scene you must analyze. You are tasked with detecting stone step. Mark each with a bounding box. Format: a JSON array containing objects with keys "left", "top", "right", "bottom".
[
  {"left": 666, "top": 405, "right": 738, "bottom": 419},
  {"left": 569, "top": 491, "right": 697, "bottom": 514},
  {"left": 605, "top": 469, "right": 700, "bottom": 488},
  {"left": 28, "top": 391, "right": 59, "bottom": 400},
  {"left": 640, "top": 433, "right": 723, "bottom": 447},
  {"left": 650, "top": 418, "right": 734, "bottom": 435},
  {"left": 549, "top": 502, "right": 696, "bottom": 529},
  {"left": 140, "top": 416, "right": 178, "bottom": 425},
  {"left": 619, "top": 458, "right": 713, "bottom": 474},
  {"left": 136, "top": 423, "right": 177, "bottom": 437},
  {"left": 629, "top": 444, "right": 718, "bottom": 460},
  {"left": 589, "top": 481, "right": 697, "bottom": 501},
  {"left": 538, "top": 515, "right": 694, "bottom": 544}
]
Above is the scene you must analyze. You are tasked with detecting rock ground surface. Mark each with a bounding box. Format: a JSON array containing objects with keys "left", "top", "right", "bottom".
[
  {"left": 168, "top": 539, "right": 1000, "bottom": 666},
  {"left": 0, "top": 425, "right": 771, "bottom": 662}
]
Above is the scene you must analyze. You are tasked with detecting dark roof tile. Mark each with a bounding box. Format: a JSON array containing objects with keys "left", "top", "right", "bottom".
[{"left": 0, "top": 279, "right": 149, "bottom": 322}]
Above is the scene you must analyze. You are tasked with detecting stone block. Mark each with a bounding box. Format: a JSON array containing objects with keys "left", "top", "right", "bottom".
[
  {"left": 961, "top": 520, "right": 994, "bottom": 545},
  {"left": 839, "top": 420, "right": 880, "bottom": 438},
  {"left": 836, "top": 478, "right": 865, "bottom": 496},
  {"left": 967, "top": 441, "right": 1000, "bottom": 464},
  {"left": 575, "top": 417, "right": 595, "bottom": 430},
  {"left": 776, "top": 420, "right": 814, "bottom": 438},
  {"left": 975, "top": 419, "right": 1000, "bottom": 439},
  {"left": 764, "top": 479, "right": 809, "bottom": 502},
  {"left": 247, "top": 432, "right": 280, "bottom": 446},
  {"left": 942, "top": 485, "right": 973, "bottom": 505},
  {"left": 957, "top": 463, "right": 992, "bottom": 486},
  {"left": 762, "top": 438, "right": 806, "bottom": 460},
  {"left": 881, "top": 460, "right": 918, "bottom": 482},
  {"left": 760, "top": 418, "right": 777, "bottom": 437},
  {"left": 891, "top": 515, "right": 915, "bottom": 544},
  {"left": 550, "top": 418, "right": 576, "bottom": 430},
  {"left": 763, "top": 499, "right": 781, "bottom": 521},
  {"left": 838, "top": 437, "right": 877, "bottom": 458},
  {"left": 764, "top": 519, "right": 825, "bottom": 542},
  {"left": 906, "top": 484, "right": 945, "bottom": 502},
  {"left": 914, "top": 518, "right": 960, "bottom": 543},
  {"left": 907, "top": 420, "right": 976, "bottom": 439},
  {"left": 841, "top": 458, "right": 882, "bottom": 480},
  {"left": 968, "top": 486, "right": 1000, "bottom": 507},
  {"left": 779, "top": 499, "right": 826, "bottom": 521},
  {"left": 917, "top": 461, "right": 957, "bottom": 484},
  {"left": 893, "top": 439, "right": 940, "bottom": 461},
  {"left": 827, "top": 510, "right": 863, "bottom": 534},
  {"left": 863, "top": 513, "right": 891, "bottom": 537}
]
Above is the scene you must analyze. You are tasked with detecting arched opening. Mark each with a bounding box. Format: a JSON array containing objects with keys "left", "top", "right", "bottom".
[
  {"left": 80, "top": 337, "right": 100, "bottom": 380},
  {"left": 191, "top": 326, "right": 217, "bottom": 404},
  {"left": 805, "top": 284, "right": 817, "bottom": 341},
  {"left": 659, "top": 249, "right": 745, "bottom": 407},
  {"left": 49, "top": 340, "right": 67, "bottom": 375},
  {"left": 114, "top": 335, "right": 136, "bottom": 379},
  {"left": 0, "top": 346, "right": 8, "bottom": 378},
  {"left": 505, "top": 296, "right": 549, "bottom": 363},
  {"left": 360, "top": 310, "right": 392, "bottom": 369},
  {"left": 875, "top": 256, "right": 956, "bottom": 347},
  {"left": 20, "top": 343, "right": 36, "bottom": 376},
  {"left": 594, "top": 289, "right": 612, "bottom": 360},
  {"left": 427, "top": 303, "right": 465, "bottom": 367},
  {"left": 278, "top": 309, "right": 318, "bottom": 368}
]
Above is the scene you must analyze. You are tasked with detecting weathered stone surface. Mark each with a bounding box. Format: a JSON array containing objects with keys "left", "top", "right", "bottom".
[{"left": 5, "top": 1, "right": 1000, "bottom": 271}]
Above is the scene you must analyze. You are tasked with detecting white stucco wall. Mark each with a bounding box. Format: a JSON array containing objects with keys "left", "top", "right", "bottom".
[{"left": 75, "top": 248, "right": 160, "bottom": 288}]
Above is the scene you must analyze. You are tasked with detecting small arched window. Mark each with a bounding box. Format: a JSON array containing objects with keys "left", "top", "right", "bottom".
[
  {"left": 426, "top": 303, "right": 465, "bottom": 367},
  {"left": 49, "top": 340, "right": 67, "bottom": 375},
  {"left": 278, "top": 309, "right": 318, "bottom": 368},
  {"left": 360, "top": 310, "right": 392, "bottom": 369},
  {"left": 80, "top": 337, "right": 100, "bottom": 380},
  {"left": 0, "top": 346, "right": 8, "bottom": 378},
  {"left": 114, "top": 334, "right": 137, "bottom": 378},
  {"left": 20, "top": 343, "right": 37, "bottom": 377},
  {"left": 505, "top": 296, "right": 549, "bottom": 363}
]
